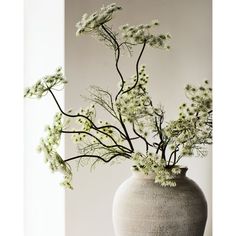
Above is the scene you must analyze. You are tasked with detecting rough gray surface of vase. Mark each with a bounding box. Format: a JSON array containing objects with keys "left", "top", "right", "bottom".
[{"left": 113, "top": 168, "right": 207, "bottom": 236}]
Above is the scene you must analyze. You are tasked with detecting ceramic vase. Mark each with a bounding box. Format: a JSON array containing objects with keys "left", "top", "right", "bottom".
[{"left": 113, "top": 168, "right": 207, "bottom": 236}]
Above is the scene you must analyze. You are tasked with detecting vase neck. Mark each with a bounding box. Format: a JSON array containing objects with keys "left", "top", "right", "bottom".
[{"left": 131, "top": 167, "right": 188, "bottom": 180}]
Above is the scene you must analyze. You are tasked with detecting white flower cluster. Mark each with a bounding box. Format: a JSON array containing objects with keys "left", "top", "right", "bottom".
[
  {"left": 165, "top": 81, "right": 212, "bottom": 157},
  {"left": 120, "top": 20, "right": 171, "bottom": 48},
  {"left": 24, "top": 67, "right": 67, "bottom": 98},
  {"left": 38, "top": 113, "right": 73, "bottom": 189},
  {"left": 116, "top": 65, "right": 154, "bottom": 123},
  {"left": 77, "top": 105, "right": 96, "bottom": 130},
  {"left": 71, "top": 106, "right": 96, "bottom": 143},
  {"left": 96, "top": 120, "right": 117, "bottom": 140},
  {"left": 132, "top": 152, "right": 181, "bottom": 187},
  {"left": 76, "top": 3, "right": 122, "bottom": 36},
  {"left": 72, "top": 106, "right": 119, "bottom": 145}
]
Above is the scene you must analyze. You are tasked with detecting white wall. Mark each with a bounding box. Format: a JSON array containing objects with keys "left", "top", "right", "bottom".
[
  {"left": 65, "top": 0, "right": 212, "bottom": 235},
  {"left": 24, "top": 1, "right": 65, "bottom": 236}
]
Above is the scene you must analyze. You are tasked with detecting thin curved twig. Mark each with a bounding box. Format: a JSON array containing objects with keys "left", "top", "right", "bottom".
[
  {"left": 61, "top": 130, "right": 132, "bottom": 153},
  {"left": 122, "top": 41, "right": 147, "bottom": 95},
  {"left": 64, "top": 153, "right": 131, "bottom": 163}
]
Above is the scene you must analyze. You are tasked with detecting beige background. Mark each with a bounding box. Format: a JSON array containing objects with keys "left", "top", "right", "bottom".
[{"left": 65, "top": 0, "right": 212, "bottom": 235}]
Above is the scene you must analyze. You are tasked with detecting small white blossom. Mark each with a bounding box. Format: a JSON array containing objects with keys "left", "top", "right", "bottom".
[
  {"left": 131, "top": 152, "right": 181, "bottom": 187},
  {"left": 24, "top": 67, "right": 67, "bottom": 98},
  {"left": 37, "top": 112, "right": 73, "bottom": 189},
  {"left": 120, "top": 20, "right": 171, "bottom": 49},
  {"left": 76, "top": 3, "right": 122, "bottom": 36}
]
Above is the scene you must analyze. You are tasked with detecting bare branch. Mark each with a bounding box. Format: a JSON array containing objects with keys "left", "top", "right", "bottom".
[{"left": 64, "top": 153, "right": 131, "bottom": 163}]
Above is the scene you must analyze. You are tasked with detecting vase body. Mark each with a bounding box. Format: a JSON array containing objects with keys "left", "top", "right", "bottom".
[{"left": 113, "top": 168, "right": 207, "bottom": 236}]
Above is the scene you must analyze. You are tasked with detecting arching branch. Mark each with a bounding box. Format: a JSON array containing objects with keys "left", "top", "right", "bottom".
[
  {"left": 61, "top": 130, "right": 132, "bottom": 153},
  {"left": 64, "top": 153, "right": 131, "bottom": 163}
]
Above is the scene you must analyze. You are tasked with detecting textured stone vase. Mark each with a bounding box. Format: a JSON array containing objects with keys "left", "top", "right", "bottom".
[{"left": 113, "top": 168, "right": 207, "bottom": 236}]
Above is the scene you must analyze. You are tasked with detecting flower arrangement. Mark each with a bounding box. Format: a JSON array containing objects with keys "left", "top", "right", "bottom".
[{"left": 24, "top": 3, "right": 212, "bottom": 189}]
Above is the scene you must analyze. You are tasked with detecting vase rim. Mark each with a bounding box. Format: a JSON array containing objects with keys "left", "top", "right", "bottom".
[{"left": 131, "top": 166, "right": 188, "bottom": 179}]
